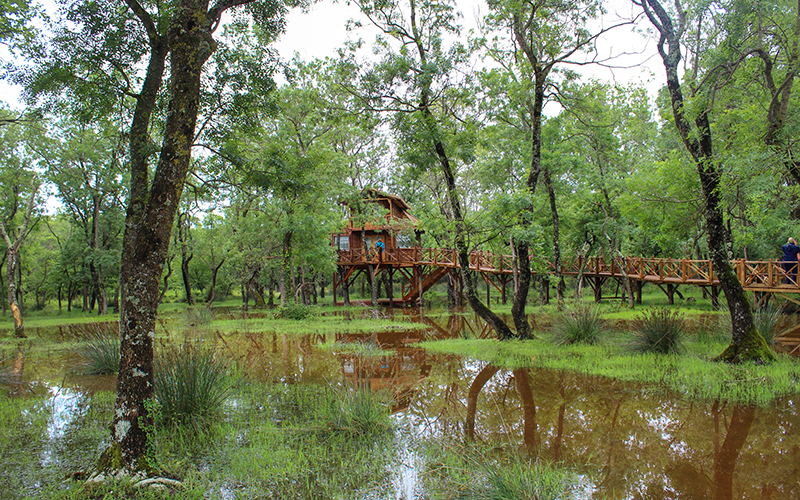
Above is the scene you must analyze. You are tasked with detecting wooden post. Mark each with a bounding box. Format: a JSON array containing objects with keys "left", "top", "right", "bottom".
[
  {"left": 594, "top": 277, "right": 602, "bottom": 303},
  {"left": 667, "top": 283, "right": 675, "bottom": 305}
]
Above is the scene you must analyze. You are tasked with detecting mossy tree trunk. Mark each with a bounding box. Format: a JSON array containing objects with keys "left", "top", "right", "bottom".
[
  {"left": 106, "top": 0, "right": 261, "bottom": 472},
  {"left": 639, "top": 0, "right": 775, "bottom": 363}
]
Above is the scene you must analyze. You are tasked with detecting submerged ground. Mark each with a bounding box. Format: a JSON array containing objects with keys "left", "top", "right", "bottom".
[{"left": 1, "top": 299, "right": 799, "bottom": 499}]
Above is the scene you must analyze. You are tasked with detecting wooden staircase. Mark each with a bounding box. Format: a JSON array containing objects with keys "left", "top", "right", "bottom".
[{"left": 401, "top": 267, "right": 450, "bottom": 303}]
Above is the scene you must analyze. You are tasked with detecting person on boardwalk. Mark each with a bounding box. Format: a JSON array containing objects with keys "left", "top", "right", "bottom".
[{"left": 782, "top": 237, "right": 800, "bottom": 284}]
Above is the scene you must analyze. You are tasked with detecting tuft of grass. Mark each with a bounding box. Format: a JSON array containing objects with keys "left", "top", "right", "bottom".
[
  {"left": 275, "top": 303, "right": 318, "bottom": 320},
  {"left": 154, "top": 343, "right": 234, "bottom": 433},
  {"left": 420, "top": 441, "right": 573, "bottom": 500},
  {"left": 754, "top": 304, "right": 782, "bottom": 345},
  {"left": 715, "top": 304, "right": 781, "bottom": 345},
  {"left": 76, "top": 325, "right": 120, "bottom": 375},
  {"left": 550, "top": 303, "right": 605, "bottom": 345},
  {"left": 322, "top": 387, "right": 391, "bottom": 436},
  {"left": 184, "top": 306, "right": 213, "bottom": 328},
  {"left": 474, "top": 456, "right": 573, "bottom": 500},
  {"left": 627, "top": 308, "right": 686, "bottom": 355}
]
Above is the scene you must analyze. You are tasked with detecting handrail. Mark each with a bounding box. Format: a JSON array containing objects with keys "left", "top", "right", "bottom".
[{"left": 335, "top": 249, "right": 800, "bottom": 290}]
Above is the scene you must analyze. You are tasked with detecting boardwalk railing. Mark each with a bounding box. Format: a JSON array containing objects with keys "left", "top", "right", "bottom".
[{"left": 337, "top": 249, "right": 800, "bottom": 292}]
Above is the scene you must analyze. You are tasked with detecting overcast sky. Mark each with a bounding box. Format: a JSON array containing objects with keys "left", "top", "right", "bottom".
[{"left": 1, "top": 0, "right": 663, "bottom": 109}]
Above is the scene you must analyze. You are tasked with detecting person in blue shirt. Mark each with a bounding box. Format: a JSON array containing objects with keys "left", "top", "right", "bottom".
[
  {"left": 782, "top": 237, "right": 800, "bottom": 284},
  {"left": 375, "top": 239, "right": 384, "bottom": 262}
]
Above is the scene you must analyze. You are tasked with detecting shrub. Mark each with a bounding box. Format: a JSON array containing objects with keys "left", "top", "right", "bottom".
[
  {"left": 77, "top": 326, "right": 120, "bottom": 375},
  {"left": 154, "top": 344, "right": 234, "bottom": 432},
  {"left": 550, "top": 302, "right": 605, "bottom": 345},
  {"left": 275, "top": 303, "right": 317, "bottom": 320},
  {"left": 628, "top": 308, "right": 686, "bottom": 354}
]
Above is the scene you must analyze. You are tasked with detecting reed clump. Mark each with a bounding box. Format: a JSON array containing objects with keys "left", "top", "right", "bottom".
[
  {"left": 550, "top": 303, "right": 605, "bottom": 345},
  {"left": 76, "top": 325, "right": 120, "bottom": 375},
  {"left": 627, "top": 308, "right": 686, "bottom": 354},
  {"left": 154, "top": 343, "right": 235, "bottom": 432},
  {"left": 420, "top": 442, "right": 574, "bottom": 500}
]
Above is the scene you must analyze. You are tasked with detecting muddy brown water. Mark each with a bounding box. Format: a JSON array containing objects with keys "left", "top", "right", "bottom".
[{"left": 2, "top": 312, "right": 799, "bottom": 499}]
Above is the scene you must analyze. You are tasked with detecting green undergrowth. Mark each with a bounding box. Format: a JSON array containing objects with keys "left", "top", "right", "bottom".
[
  {"left": 208, "top": 315, "right": 426, "bottom": 336},
  {"left": 418, "top": 436, "right": 577, "bottom": 500},
  {"left": 420, "top": 337, "right": 800, "bottom": 406},
  {"left": 2, "top": 382, "right": 396, "bottom": 500}
]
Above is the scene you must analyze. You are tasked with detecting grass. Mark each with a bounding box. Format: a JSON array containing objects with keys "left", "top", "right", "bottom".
[
  {"left": 76, "top": 325, "right": 120, "bottom": 375},
  {"left": 420, "top": 336, "right": 800, "bottom": 406},
  {"left": 627, "top": 308, "right": 686, "bottom": 354},
  {"left": 549, "top": 302, "right": 606, "bottom": 345},
  {"left": 209, "top": 314, "right": 426, "bottom": 336},
  {"left": 154, "top": 343, "right": 236, "bottom": 433},
  {"left": 419, "top": 440, "right": 575, "bottom": 500}
]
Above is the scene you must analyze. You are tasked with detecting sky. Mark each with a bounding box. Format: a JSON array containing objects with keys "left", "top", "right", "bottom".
[
  {"left": 1, "top": 0, "right": 664, "bottom": 109},
  {"left": 270, "top": 0, "right": 664, "bottom": 100}
]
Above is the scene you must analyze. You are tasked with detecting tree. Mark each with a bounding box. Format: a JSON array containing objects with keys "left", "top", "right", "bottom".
[
  {"left": 634, "top": 0, "right": 775, "bottom": 363},
  {"left": 14, "top": 0, "right": 291, "bottom": 473},
  {"left": 47, "top": 117, "right": 126, "bottom": 314},
  {"left": 351, "top": 0, "right": 516, "bottom": 338},
  {"left": 0, "top": 107, "right": 42, "bottom": 337},
  {"left": 481, "top": 0, "right": 634, "bottom": 313}
]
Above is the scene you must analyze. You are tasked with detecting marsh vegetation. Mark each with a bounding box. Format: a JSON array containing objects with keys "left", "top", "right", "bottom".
[{"left": 1, "top": 295, "right": 799, "bottom": 499}]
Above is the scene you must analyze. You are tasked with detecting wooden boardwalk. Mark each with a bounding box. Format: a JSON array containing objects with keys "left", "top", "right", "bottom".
[{"left": 335, "top": 248, "right": 800, "bottom": 305}]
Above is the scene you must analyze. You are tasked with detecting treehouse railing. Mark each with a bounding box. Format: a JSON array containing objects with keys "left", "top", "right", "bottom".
[{"left": 336, "top": 249, "right": 800, "bottom": 291}]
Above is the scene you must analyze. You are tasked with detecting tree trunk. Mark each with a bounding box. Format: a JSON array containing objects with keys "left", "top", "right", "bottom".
[
  {"left": 544, "top": 168, "right": 565, "bottom": 308},
  {"left": 205, "top": 259, "right": 224, "bottom": 304},
  {"left": 279, "top": 231, "right": 292, "bottom": 308},
  {"left": 178, "top": 212, "right": 194, "bottom": 305},
  {"left": 5, "top": 248, "right": 23, "bottom": 338},
  {"left": 104, "top": 2, "right": 217, "bottom": 472},
  {"left": 641, "top": 0, "right": 774, "bottom": 363}
]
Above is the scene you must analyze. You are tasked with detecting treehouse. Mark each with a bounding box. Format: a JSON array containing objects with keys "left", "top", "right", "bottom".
[
  {"left": 332, "top": 188, "right": 420, "bottom": 256},
  {"left": 332, "top": 188, "right": 451, "bottom": 306}
]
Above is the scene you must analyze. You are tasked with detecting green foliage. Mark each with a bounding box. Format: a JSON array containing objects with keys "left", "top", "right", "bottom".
[
  {"left": 420, "top": 441, "right": 573, "bottom": 500},
  {"left": 549, "top": 302, "right": 606, "bottom": 345},
  {"left": 627, "top": 308, "right": 686, "bottom": 355},
  {"left": 275, "top": 302, "right": 318, "bottom": 320},
  {"left": 422, "top": 337, "right": 797, "bottom": 406},
  {"left": 76, "top": 324, "right": 119, "bottom": 375},
  {"left": 154, "top": 344, "right": 235, "bottom": 433}
]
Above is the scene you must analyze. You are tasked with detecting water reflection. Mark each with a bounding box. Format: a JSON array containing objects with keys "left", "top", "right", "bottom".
[
  {"left": 2, "top": 313, "right": 799, "bottom": 499},
  {"left": 445, "top": 364, "right": 799, "bottom": 499}
]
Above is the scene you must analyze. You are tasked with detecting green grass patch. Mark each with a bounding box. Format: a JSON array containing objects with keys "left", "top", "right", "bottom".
[
  {"left": 76, "top": 325, "right": 120, "bottom": 375},
  {"left": 154, "top": 343, "right": 236, "bottom": 433},
  {"left": 627, "top": 308, "right": 686, "bottom": 354},
  {"left": 418, "top": 439, "right": 575, "bottom": 500},
  {"left": 549, "top": 303, "right": 606, "bottom": 345},
  {"left": 209, "top": 314, "right": 426, "bottom": 336},
  {"left": 420, "top": 337, "right": 800, "bottom": 406}
]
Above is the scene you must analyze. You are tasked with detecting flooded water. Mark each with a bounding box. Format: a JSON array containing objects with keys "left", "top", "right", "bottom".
[{"left": 2, "top": 311, "right": 799, "bottom": 499}]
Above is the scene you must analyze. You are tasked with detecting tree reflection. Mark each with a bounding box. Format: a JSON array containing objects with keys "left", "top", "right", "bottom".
[
  {"left": 466, "top": 364, "right": 500, "bottom": 440},
  {"left": 714, "top": 404, "right": 756, "bottom": 500}
]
